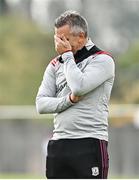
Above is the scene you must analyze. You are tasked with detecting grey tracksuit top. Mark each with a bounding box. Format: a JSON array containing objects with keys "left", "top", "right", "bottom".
[{"left": 36, "top": 39, "right": 115, "bottom": 141}]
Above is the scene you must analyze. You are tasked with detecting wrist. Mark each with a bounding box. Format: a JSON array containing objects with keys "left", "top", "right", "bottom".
[
  {"left": 62, "top": 51, "right": 74, "bottom": 62},
  {"left": 62, "top": 49, "right": 72, "bottom": 54}
]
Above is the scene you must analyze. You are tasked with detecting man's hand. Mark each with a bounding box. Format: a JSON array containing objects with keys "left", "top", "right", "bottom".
[
  {"left": 54, "top": 35, "right": 72, "bottom": 55},
  {"left": 69, "top": 93, "right": 82, "bottom": 103}
]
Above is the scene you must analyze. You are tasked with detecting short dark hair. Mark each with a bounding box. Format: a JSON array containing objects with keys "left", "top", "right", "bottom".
[{"left": 55, "top": 10, "right": 88, "bottom": 37}]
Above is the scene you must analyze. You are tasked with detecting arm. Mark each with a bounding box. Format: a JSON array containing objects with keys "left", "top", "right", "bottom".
[
  {"left": 62, "top": 52, "right": 115, "bottom": 96},
  {"left": 36, "top": 62, "right": 74, "bottom": 114}
]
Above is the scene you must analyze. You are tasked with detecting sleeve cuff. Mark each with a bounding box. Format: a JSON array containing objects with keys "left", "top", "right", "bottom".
[{"left": 62, "top": 51, "right": 74, "bottom": 62}]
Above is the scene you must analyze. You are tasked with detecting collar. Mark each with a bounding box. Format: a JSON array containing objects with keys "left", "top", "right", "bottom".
[
  {"left": 58, "top": 38, "right": 101, "bottom": 64},
  {"left": 85, "top": 38, "right": 95, "bottom": 50}
]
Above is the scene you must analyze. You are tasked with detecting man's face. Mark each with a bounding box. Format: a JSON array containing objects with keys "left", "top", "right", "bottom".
[{"left": 55, "top": 25, "right": 84, "bottom": 54}]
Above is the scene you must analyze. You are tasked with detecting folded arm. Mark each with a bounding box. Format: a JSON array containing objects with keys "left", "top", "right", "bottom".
[
  {"left": 36, "top": 63, "right": 73, "bottom": 114},
  {"left": 62, "top": 52, "right": 115, "bottom": 96}
]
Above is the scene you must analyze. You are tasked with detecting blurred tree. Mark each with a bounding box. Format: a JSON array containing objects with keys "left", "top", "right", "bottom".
[
  {"left": 19, "top": 0, "right": 32, "bottom": 18},
  {"left": 0, "top": 15, "right": 55, "bottom": 105},
  {"left": 47, "top": 0, "right": 66, "bottom": 27},
  {"left": 112, "top": 41, "right": 139, "bottom": 103},
  {"left": 3, "top": 0, "right": 139, "bottom": 54},
  {"left": 0, "top": 0, "right": 8, "bottom": 15},
  {"left": 111, "top": 0, "right": 139, "bottom": 51}
]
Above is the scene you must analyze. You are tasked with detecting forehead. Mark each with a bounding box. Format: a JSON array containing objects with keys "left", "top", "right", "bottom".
[{"left": 55, "top": 25, "right": 71, "bottom": 36}]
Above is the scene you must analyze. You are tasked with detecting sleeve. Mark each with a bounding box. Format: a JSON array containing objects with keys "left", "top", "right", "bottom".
[
  {"left": 36, "top": 62, "right": 74, "bottom": 114},
  {"left": 62, "top": 51, "right": 115, "bottom": 96}
]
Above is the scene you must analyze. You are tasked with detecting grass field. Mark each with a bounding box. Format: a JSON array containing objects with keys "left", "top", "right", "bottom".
[
  {"left": 0, "top": 173, "right": 138, "bottom": 179},
  {"left": 0, "top": 173, "right": 44, "bottom": 179}
]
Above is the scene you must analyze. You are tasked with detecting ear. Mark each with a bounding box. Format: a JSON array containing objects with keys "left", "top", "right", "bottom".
[
  {"left": 79, "top": 32, "right": 85, "bottom": 38},
  {"left": 78, "top": 32, "right": 86, "bottom": 43}
]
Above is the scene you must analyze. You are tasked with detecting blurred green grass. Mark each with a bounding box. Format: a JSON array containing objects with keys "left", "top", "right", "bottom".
[
  {"left": 0, "top": 173, "right": 138, "bottom": 179},
  {"left": 0, "top": 173, "right": 44, "bottom": 179}
]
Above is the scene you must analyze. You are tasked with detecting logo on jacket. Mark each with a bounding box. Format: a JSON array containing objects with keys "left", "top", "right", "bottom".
[
  {"left": 91, "top": 167, "right": 99, "bottom": 176},
  {"left": 77, "top": 63, "right": 82, "bottom": 68}
]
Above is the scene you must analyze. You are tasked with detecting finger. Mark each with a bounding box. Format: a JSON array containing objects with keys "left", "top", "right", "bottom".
[
  {"left": 61, "top": 35, "right": 68, "bottom": 42},
  {"left": 54, "top": 35, "right": 62, "bottom": 42},
  {"left": 56, "top": 38, "right": 67, "bottom": 47},
  {"left": 54, "top": 35, "right": 60, "bottom": 43},
  {"left": 55, "top": 37, "right": 65, "bottom": 46},
  {"left": 56, "top": 34, "right": 67, "bottom": 43}
]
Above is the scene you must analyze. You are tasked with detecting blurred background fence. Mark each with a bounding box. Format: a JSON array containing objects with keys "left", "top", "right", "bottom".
[{"left": 0, "top": 105, "right": 139, "bottom": 178}]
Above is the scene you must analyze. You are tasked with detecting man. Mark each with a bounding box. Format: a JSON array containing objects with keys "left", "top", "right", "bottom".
[{"left": 36, "top": 10, "right": 115, "bottom": 179}]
